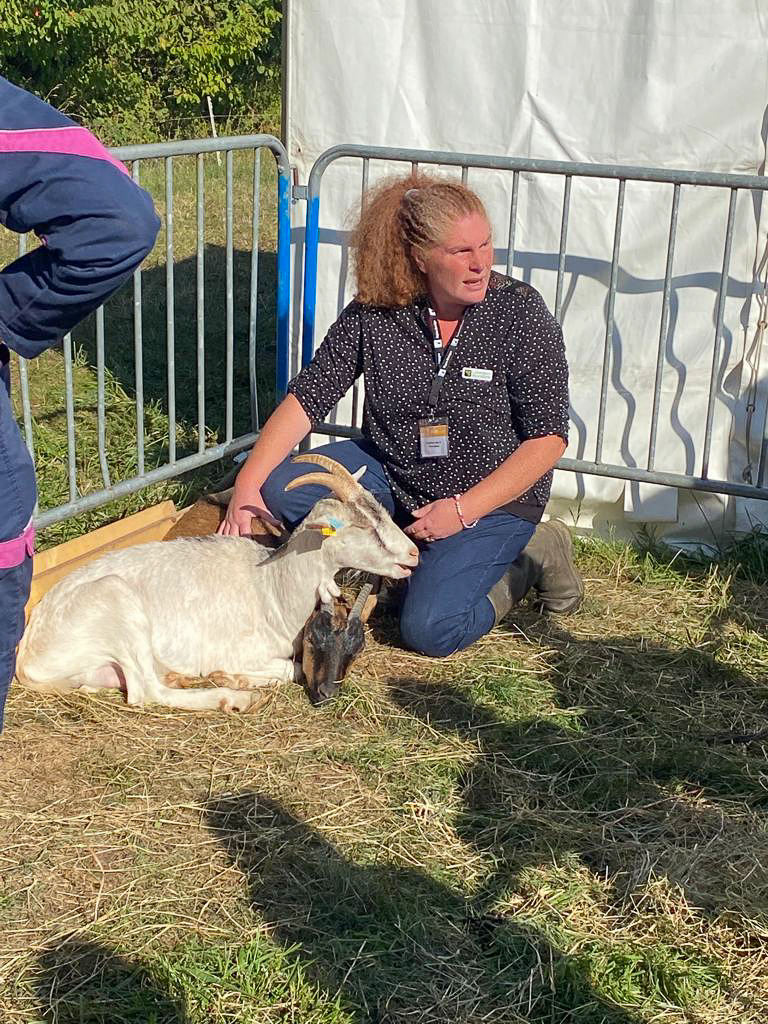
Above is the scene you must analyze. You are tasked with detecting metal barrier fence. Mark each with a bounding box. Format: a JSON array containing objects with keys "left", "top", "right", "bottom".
[
  {"left": 303, "top": 144, "right": 768, "bottom": 504},
  {"left": 12, "top": 134, "right": 291, "bottom": 529},
  {"left": 10, "top": 136, "right": 768, "bottom": 530}
]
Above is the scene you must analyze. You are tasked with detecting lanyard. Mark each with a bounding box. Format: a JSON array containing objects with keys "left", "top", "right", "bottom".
[{"left": 425, "top": 306, "right": 466, "bottom": 409}]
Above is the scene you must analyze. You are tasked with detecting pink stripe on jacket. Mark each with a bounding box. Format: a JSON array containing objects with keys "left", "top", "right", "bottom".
[
  {"left": 0, "top": 126, "right": 128, "bottom": 176},
  {"left": 0, "top": 520, "right": 35, "bottom": 569}
]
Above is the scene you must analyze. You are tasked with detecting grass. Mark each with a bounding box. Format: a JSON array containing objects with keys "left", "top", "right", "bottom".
[{"left": 2, "top": 539, "right": 768, "bottom": 1022}]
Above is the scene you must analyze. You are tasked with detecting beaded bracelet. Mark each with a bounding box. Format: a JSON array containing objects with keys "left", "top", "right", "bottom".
[{"left": 453, "top": 493, "right": 478, "bottom": 530}]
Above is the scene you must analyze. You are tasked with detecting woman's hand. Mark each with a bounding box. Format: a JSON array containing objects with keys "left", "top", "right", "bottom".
[
  {"left": 215, "top": 394, "right": 312, "bottom": 537},
  {"left": 405, "top": 497, "right": 463, "bottom": 543},
  {"left": 217, "top": 486, "right": 282, "bottom": 537}
]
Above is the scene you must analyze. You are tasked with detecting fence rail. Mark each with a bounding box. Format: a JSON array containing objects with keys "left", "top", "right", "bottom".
[{"left": 302, "top": 144, "right": 768, "bottom": 504}]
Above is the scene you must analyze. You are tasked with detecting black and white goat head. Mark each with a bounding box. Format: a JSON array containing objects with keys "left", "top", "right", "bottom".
[
  {"left": 286, "top": 453, "right": 413, "bottom": 705},
  {"left": 301, "top": 583, "right": 375, "bottom": 705}
]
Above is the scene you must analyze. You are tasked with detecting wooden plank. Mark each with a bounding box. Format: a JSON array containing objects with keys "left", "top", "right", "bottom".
[
  {"left": 26, "top": 503, "right": 181, "bottom": 616},
  {"left": 33, "top": 501, "right": 178, "bottom": 574}
]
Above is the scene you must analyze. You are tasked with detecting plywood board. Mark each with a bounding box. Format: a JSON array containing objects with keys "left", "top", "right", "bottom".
[
  {"left": 34, "top": 501, "right": 178, "bottom": 574},
  {"left": 27, "top": 502, "right": 181, "bottom": 616}
]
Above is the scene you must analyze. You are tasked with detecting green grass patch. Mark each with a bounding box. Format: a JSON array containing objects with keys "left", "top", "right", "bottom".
[
  {"left": 19, "top": 935, "right": 351, "bottom": 1024},
  {"left": 572, "top": 939, "right": 723, "bottom": 1012}
]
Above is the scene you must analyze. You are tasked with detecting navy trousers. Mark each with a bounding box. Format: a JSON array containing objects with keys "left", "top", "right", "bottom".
[
  {"left": 262, "top": 440, "right": 536, "bottom": 658},
  {"left": 0, "top": 76, "right": 160, "bottom": 729}
]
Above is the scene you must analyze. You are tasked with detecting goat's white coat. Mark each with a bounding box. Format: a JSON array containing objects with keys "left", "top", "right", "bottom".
[{"left": 16, "top": 493, "right": 419, "bottom": 713}]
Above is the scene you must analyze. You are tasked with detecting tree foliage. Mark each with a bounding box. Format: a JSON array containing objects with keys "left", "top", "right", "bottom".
[{"left": 0, "top": 0, "right": 282, "bottom": 142}]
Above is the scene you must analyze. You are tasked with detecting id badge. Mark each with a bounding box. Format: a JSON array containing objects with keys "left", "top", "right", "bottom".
[{"left": 419, "top": 416, "right": 449, "bottom": 458}]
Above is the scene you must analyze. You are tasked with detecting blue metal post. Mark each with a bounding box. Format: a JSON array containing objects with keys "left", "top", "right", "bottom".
[
  {"left": 302, "top": 194, "right": 321, "bottom": 368},
  {"left": 276, "top": 166, "right": 292, "bottom": 397}
]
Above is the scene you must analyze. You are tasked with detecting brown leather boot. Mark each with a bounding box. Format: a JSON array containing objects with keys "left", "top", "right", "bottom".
[
  {"left": 525, "top": 520, "right": 583, "bottom": 613},
  {"left": 487, "top": 520, "right": 583, "bottom": 625},
  {"left": 487, "top": 553, "right": 539, "bottom": 625}
]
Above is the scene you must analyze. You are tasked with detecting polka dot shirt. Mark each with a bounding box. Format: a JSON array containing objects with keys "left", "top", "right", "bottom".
[{"left": 288, "top": 272, "right": 570, "bottom": 522}]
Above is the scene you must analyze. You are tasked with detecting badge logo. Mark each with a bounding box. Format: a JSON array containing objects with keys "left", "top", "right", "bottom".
[{"left": 462, "top": 367, "right": 494, "bottom": 382}]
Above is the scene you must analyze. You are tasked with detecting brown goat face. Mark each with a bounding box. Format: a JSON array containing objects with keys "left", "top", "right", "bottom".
[{"left": 302, "top": 602, "right": 365, "bottom": 705}]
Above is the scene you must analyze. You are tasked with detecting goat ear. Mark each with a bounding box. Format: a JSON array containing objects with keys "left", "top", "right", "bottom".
[{"left": 352, "top": 465, "right": 366, "bottom": 483}]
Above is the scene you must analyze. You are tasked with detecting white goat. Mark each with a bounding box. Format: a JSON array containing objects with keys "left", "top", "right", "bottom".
[{"left": 16, "top": 456, "right": 419, "bottom": 713}]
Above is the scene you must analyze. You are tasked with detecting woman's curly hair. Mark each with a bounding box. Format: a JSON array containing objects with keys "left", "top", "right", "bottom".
[{"left": 351, "top": 172, "right": 488, "bottom": 307}]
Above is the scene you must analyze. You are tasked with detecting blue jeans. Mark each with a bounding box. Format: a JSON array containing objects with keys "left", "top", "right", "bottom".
[
  {"left": 0, "top": 351, "right": 36, "bottom": 730},
  {"left": 262, "top": 440, "right": 536, "bottom": 658},
  {"left": 0, "top": 557, "right": 33, "bottom": 730}
]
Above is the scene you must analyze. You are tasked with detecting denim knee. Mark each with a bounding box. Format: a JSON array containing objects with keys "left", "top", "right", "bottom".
[
  {"left": 261, "top": 458, "right": 326, "bottom": 527},
  {"left": 399, "top": 604, "right": 464, "bottom": 659},
  {"left": 261, "top": 459, "right": 295, "bottom": 520}
]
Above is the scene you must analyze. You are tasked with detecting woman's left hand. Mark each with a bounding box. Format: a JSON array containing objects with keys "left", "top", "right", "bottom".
[{"left": 405, "top": 497, "right": 464, "bottom": 543}]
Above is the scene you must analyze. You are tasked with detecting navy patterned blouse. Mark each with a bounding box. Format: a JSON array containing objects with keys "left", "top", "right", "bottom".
[{"left": 288, "top": 272, "right": 569, "bottom": 523}]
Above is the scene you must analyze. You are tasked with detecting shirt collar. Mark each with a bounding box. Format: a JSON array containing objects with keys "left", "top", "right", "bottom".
[{"left": 412, "top": 281, "right": 499, "bottom": 326}]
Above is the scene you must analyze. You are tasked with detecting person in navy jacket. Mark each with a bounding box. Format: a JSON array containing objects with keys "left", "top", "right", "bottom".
[{"left": 0, "top": 76, "right": 160, "bottom": 729}]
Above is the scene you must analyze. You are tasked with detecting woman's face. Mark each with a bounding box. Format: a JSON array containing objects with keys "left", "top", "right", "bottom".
[{"left": 415, "top": 212, "right": 493, "bottom": 313}]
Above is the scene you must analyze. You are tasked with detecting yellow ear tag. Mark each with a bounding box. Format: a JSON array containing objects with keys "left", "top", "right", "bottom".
[{"left": 321, "top": 526, "right": 337, "bottom": 536}]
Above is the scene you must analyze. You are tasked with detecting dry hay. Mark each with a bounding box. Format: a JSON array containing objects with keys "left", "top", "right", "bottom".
[{"left": 1, "top": 540, "right": 768, "bottom": 1022}]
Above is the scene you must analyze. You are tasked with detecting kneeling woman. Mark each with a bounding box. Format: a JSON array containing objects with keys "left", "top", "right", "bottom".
[{"left": 219, "top": 173, "right": 582, "bottom": 657}]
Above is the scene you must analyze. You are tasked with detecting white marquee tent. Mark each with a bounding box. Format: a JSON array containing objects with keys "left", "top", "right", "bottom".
[{"left": 283, "top": 0, "right": 768, "bottom": 543}]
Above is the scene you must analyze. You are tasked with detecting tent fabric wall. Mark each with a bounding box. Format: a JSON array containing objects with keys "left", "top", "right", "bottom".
[{"left": 285, "top": 0, "right": 768, "bottom": 542}]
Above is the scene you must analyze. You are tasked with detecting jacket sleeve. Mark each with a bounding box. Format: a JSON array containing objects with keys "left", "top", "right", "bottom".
[
  {"left": 287, "top": 302, "right": 364, "bottom": 422},
  {"left": 0, "top": 76, "right": 160, "bottom": 358}
]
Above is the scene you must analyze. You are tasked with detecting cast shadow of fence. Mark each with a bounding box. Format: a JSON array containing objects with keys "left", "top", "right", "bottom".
[
  {"left": 322, "top": 221, "right": 756, "bottom": 505},
  {"left": 72, "top": 243, "right": 279, "bottom": 454},
  {"left": 204, "top": 789, "right": 640, "bottom": 1023}
]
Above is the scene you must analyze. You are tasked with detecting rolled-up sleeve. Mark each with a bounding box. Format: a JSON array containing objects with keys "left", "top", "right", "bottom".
[
  {"left": 507, "top": 290, "right": 570, "bottom": 443},
  {"left": 287, "top": 301, "right": 364, "bottom": 422}
]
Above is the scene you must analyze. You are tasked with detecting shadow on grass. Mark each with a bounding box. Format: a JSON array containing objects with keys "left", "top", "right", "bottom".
[
  {"left": 32, "top": 938, "right": 186, "bottom": 1023},
  {"left": 205, "top": 790, "right": 639, "bottom": 1024},
  {"left": 387, "top": 623, "right": 768, "bottom": 924},
  {"left": 72, "top": 243, "right": 278, "bottom": 448}
]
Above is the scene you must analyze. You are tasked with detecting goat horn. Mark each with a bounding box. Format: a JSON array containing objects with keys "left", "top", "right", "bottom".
[
  {"left": 285, "top": 471, "right": 357, "bottom": 502},
  {"left": 291, "top": 454, "right": 364, "bottom": 489},
  {"left": 349, "top": 581, "right": 374, "bottom": 620}
]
